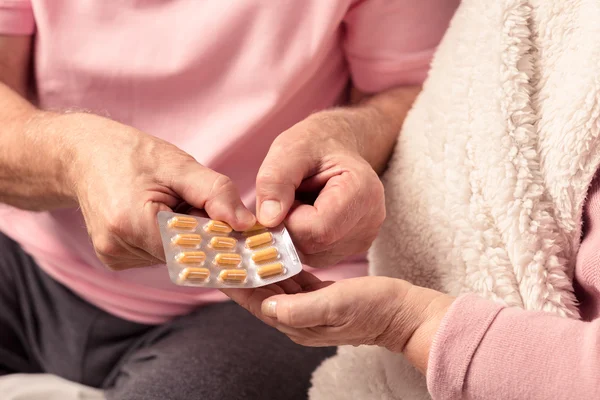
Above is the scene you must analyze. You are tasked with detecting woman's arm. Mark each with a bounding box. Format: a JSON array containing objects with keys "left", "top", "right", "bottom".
[{"left": 424, "top": 294, "right": 600, "bottom": 399}]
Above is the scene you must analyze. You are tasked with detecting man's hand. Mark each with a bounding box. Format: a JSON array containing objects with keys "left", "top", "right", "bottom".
[
  {"left": 54, "top": 112, "right": 256, "bottom": 270},
  {"left": 255, "top": 111, "right": 386, "bottom": 267}
]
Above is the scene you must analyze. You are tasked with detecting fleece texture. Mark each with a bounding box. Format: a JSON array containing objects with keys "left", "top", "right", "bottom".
[{"left": 309, "top": 0, "right": 600, "bottom": 398}]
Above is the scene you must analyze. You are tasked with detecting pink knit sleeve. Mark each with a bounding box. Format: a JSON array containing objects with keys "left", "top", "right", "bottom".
[
  {"left": 427, "top": 294, "right": 600, "bottom": 399},
  {"left": 0, "top": 0, "right": 34, "bottom": 35},
  {"left": 343, "top": 0, "right": 459, "bottom": 93}
]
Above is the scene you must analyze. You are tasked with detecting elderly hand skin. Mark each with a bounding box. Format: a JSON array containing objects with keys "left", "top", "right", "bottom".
[
  {"left": 255, "top": 86, "right": 421, "bottom": 268},
  {"left": 0, "top": 40, "right": 256, "bottom": 271},
  {"left": 255, "top": 110, "right": 386, "bottom": 267},
  {"left": 45, "top": 112, "right": 255, "bottom": 270},
  {"left": 224, "top": 274, "right": 454, "bottom": 374}
]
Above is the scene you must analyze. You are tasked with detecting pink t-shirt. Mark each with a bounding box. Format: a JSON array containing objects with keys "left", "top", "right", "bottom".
[{"left": 0, "top": 0, "right": 458, "bottom": 324}]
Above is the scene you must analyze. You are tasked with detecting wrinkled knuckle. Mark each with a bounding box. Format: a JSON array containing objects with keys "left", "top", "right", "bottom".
[
  {"left": 372, "top": 177, "right": 385, "bottom": 200},
  {"left": 363, "top": 169, "right": 384, "bottom": 198},
  {"left": 210, "top": 174, "right": 236, "bottom": 197},
  {"left": 326, "top": 304, "right": 344, "bottom": 326},
  {"left": 293, "top": 134, "right": 314, "bottom": 152},
  {"left": 300, "top": 240, "right": 319, "bottom": 256},
  {"left": 311, "top": 223, "right": 339, "bottom": 249},
  {"left": 270, "top": 134, "right": 288, "bottom": 150},
  {"left": 256, "top": 167, "right": 280, "bottom": 188},
  {"left": 349, "top": 166, "right": 377, "bottom": 201},
  {"left": 177, "top": 149, "right": 197, "bottom": 164},
  {"left": 104, "top": 197, "right": 128, "bottom": 233},
  {"left": 105, "top": 213, "right": 128, "bottom": 237},
  {"left": 285, "top": 303, "right": 300, "bottom": 327},
  {"left": 332, "top": 298, "right": 353, "bottom": 324},
  {"left": 295, "top": 240, "right": 316, "bottom": 256},
  {"left": 94, "top": 234, "right": 120, "bottom": 259},
  {"left": 368, "top": 179, "right": 386, "bottom": 221},
  {"left": 276, "top": 129, "right": 310, "bottom": 149},
  {"left": 159, "top": 155, "right": 197, "bottom": 187}
]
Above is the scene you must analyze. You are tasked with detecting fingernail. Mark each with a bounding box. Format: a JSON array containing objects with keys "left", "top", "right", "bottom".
[
  {"left": 262, "top": 300, "right": 278, "bottom": 318},
  {"left": 235, "top": 205, "right": 255, "bottom": 226},
  {"left": 260, "top": 200, "right": 281, "bottom": 225}
]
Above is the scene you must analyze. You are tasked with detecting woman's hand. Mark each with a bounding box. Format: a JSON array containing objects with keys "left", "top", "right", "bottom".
[{"left": 224, "top": 274, "right": 454, "bottom": 373}]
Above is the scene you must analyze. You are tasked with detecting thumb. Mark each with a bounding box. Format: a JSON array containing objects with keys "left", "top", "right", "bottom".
[
  {"left": 261, "top": 286, "right": 336, "bottom": 328},
  {"left": 256, "top": 141, "right": 316, "bottom": 227},
  {"left": 140, "top": 200, "right": 172, "bottom": 261}
]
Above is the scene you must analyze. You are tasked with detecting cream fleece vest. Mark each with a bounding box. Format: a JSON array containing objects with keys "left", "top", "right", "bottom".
[{"left": 309, "top": 0, "right": 600, "bottom": 398}]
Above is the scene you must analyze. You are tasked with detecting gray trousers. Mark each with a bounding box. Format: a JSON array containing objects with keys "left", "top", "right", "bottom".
[{"left": 0, "top": 232, "right": 335, "bottom": 399}]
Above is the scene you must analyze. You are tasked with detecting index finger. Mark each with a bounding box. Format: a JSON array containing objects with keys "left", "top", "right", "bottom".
[
  {"left": 285, "top": 172, "right": 368, "bottom": 256},
  {"left": 168, "top": 162, "right": 255, "bottom": 231},
  {"left": 262, "top": 282, "right": 343, "bottom": 328}
]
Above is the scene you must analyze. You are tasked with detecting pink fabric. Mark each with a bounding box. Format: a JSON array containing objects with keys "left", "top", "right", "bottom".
[
  {"left": 0, "top": 0, "right": 458, "bottom": 324},
  {"left": 427, "top": 173, "right": 600, "bottom": 399},
  {"left": 0, "top": 0, "right": 33, "bottom": 35}
]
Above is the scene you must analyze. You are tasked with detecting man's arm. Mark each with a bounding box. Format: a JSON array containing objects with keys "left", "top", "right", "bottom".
[
  {"left": 0, "top": 35, "right": 255, "bottom": 269},
  {"left": 0, "top": 35, "right": 77, "bottom": 210},
  {"left": 344, "top": 84, "right": 421, "bottom": 174}
]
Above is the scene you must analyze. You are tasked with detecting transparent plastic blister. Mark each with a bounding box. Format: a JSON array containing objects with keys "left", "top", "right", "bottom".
[{"left": 157, "top": 211, "right": 302, "bottom": 288}]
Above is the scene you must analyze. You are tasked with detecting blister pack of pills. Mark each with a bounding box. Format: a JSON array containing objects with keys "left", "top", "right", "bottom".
[{"left": 157, "top": 211, "right": 302, "bottom": 288}]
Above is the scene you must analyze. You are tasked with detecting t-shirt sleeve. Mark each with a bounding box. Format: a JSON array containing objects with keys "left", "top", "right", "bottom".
[
  {"left": 0, "top": 0, "right": 34, "bottom": 35},
  {"left": 343, "top": 0, "right": 459, "bottom": 93}
]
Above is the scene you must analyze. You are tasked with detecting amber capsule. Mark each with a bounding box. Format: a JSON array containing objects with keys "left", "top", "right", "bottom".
[
  {"left": 257, "top": 262, "right": 285, "bottom": 279},
  {"left": 168, "top": 216, "right": 198, "bottom": 230},
  {"left": 251, "top": 247, "right": 279, "bottom": 263},
  {"left": 219, "top": 269, "right": 247, "bottom": 283},
  {"left": 178, "top": 267, "right": 210, "bottom": 283},
  {"left": 205, "top": 220, "right": 232, "bottom": 234},
  {"left": 214, "top": 253, "right": 242, "bottom": 266},
  {"left": 209, "top": 237, "right": 237, "bottom": 250},
  {"left": 175, "top": 251, "right": 206, "bottom": 264},
  {"left": 243, "top": 222, "right": 267, "bottom": 235},
  {"left": 245, "top": 232, "right": 273, "bottom": 249},
  {"left": 171, "top": 234, "right": 202, "bottom": 247}
]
